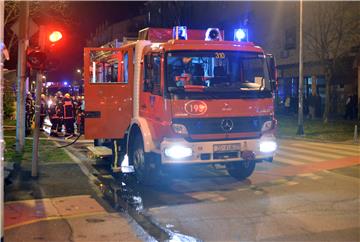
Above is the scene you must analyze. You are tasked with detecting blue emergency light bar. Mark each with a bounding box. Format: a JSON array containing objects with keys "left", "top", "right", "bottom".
[
  {"left": 234, "top": 28, "right": 248, "bottom": 42},
  {"left": 172, "top": 26, "right": 188, "bottom": 40}
]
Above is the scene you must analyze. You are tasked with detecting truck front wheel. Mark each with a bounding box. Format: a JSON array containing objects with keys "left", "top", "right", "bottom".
[
  {"left": 226, "top": 160, "right": 256, "bottom": 181},
  {"left": 130, "top": 134, "right": 158, "bottom": 185}
]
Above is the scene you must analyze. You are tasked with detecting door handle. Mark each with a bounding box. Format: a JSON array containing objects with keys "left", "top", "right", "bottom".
[{"left": 141, "top": 104, "right": 147, "bottom": 109}]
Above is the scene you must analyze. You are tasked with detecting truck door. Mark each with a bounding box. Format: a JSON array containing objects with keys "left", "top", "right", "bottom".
[
  {"left": 84, "top": 47, "right": 134, "bottom": 139},
  {"left": 140, "top": 52, "right": 169, "bottom": 141}
]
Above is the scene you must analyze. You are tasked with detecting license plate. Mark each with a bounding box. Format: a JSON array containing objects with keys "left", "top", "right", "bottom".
[{"left": 213, "top": 143, "right": 241, "bottom": 153}]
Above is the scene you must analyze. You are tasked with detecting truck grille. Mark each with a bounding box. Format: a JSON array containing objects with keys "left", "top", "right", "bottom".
[{"left": 173, "top": 116, "right": 271, "bottom": 135}]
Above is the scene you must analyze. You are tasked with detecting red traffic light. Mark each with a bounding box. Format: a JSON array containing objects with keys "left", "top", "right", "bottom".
[
  {"left": 27, "top": 49, "right": 47, "bottom": 70},
  {"left": 49, "top": 31, "right": 62, "bottom": 43}
]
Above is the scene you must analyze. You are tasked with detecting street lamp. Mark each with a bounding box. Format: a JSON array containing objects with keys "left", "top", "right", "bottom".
[{"left": 77, "top": 69, "right": 81, "bottom": 74}]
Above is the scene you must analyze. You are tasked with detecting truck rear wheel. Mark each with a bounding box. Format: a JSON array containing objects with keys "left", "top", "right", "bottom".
[
  {"left": 130, "top": 134, "right": 158, "bottom": 185},
  {"left": 226, "top": 160, "right": 256, "bottom": 180}
]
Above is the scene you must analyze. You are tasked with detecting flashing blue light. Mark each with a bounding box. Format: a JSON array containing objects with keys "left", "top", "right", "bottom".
[
  {"left": 63, "top": 81, "right": 68, "bottom": 86},
  {"left": 234, "top": 28, "right": 248, "bottom": 41},
  {"left": 172, "top": 26, "right": 188, "bottom": 40}
]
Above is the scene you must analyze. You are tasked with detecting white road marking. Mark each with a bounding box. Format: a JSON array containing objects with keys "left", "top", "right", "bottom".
[
  {"left": 279, "top": 145, "right": 344, "bottom": 159},
  {"left": 293, "top": 143, "right": 359, "bottom": 157},
  {"left": 292, "top": 142, "right": 360, "bottom": 154},
  {"left": 273, "top": 155, "right": 306, "bottom": 166}
]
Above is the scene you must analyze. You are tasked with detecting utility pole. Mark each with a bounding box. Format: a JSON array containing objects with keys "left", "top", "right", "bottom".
[
  {"left": 297, "top": 0, "right": 304, "bottom": 135},
  {"left": 1, "top": 2, "right": 5, "bottom": 241},
  {"left": 31, "top": 26, "right": 45, "bottom": 178},
  {"left": 355, "top": 48, "right": 360, "bottom": 121},
  {"left": 16, "top": 1, "right": 29, "bottom": 152}
]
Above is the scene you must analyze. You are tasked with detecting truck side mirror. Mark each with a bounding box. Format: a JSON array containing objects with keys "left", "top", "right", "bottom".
[
  {"left": 143, "top": 55, "right": 153, "bottom": 92},
  {"left": 144, "top": 55, "right": 153, "bottom": 78},
  {"left": 146, "top": 55, "right": 153, "bottom": 69},
  {"left": 143, "top": 79, "right": 153, "bottom": 92},
  {"left": 266, "top": 54, "right": 277, "bottom": 91}
]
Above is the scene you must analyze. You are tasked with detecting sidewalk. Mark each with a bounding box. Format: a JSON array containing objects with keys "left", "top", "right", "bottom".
[{"left": 4, "top": 137, "right": 149, "bottom": 241}]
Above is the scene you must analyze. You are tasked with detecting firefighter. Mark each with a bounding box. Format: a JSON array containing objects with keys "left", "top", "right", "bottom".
[
  {"left": 72, "top": 95, "right": 78, "bottom": 132},
  {"left": 63, "top": 93, "right": 75, "bottom": 137},
  {"left": 80, "top": 96, "right": 85, "bottom": 134},
  {"left": 75, "top": 96, "right": 84, "bottom": 134},
  {"left": 25, "top": 92, "right": 34, "bottom": 136},
  {"left": 48, "top": 96, "right": 60, "bottom": 137},
  {"left": 40, "top": 94, "right": 47, "bottom": 131},
  {"left": 56, "top": 91, "right": 64, "bottom": 133}
]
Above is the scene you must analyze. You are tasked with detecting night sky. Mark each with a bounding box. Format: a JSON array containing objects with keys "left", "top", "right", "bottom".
[{"left": 45, "top": 1, "right": 145, "bottom": 83}]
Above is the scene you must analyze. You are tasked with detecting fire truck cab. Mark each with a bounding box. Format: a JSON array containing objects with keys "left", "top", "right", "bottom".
[{"left": 84, "top": 27, "right": 277, "bottom": 184}]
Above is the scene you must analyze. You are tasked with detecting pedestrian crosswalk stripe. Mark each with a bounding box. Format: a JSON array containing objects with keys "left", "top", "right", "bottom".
[
  {"left": 297, "top": 173, "right": 315, "bottom": 177},
  {"left": 290, "top": 143, "right": 359, "bottom": 156},
  {"left": 279, "top": 146, "right": 345, "bottom": 160},
  {"left": 276, "top": 149, "right": 325, "bottom": 163},
  {"left": 286, "top": 145, "right": 357, "bottom": 157},
  {"left": 293, "top": 141, "right": 359, "bottom": 152},
  {"left": 273, "top": 154, "right": 306, "bottom": 166},
  {"left": 287, "top": 181, "right": 299, "bottom": 186}
]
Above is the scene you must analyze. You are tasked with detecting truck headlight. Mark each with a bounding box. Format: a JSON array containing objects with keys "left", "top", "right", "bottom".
[
  {"left": 164, "top": 145, "right": 192, "bottom": 159},
  {"left": 259, "top": 141, "right": 277, "bottom": 153},
  {"left": 172, "top": 123, "right": 188, "bottom": 135}
]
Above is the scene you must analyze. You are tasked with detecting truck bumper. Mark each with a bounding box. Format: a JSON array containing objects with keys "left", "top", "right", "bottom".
[{"left": 160, "top": 135, "right": 276, "bottom": 164}]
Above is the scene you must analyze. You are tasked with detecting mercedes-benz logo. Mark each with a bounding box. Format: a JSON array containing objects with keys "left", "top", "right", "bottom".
[{"left": 221, "top": 119, "right": 234, "bottom": 132}]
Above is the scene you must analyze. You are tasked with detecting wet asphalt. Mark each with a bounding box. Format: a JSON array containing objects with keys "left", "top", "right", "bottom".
[{"left": 67, "top": 140, "right": 360, "bottom": 242}]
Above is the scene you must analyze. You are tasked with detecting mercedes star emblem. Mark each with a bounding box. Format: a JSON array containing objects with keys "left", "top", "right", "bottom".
[{"left": 221, "top": 119, "right": 234, "bottom": 132}]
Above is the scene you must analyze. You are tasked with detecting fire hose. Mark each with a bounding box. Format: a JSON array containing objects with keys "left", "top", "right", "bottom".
[{"left": 56, "top": 133, "right": 82, "bottom": 148}]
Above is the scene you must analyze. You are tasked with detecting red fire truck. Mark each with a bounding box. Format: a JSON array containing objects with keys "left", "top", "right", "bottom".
[{"left": 84, "top": 27, "right": 277, "bottom": 184}]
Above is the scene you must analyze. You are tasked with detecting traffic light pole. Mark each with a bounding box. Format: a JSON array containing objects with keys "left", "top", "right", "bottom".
[
  {"left": 1, "top": 2, "right": 5, "bottom": 241},
  {"left": 15, "top": 1, "right": 29, "bottom": 152},
  {"left": 31, "top": 72, "right": 42, "bottom": 178},
  {"left": 31, "top": 26, "right": 46, "bottom": 178}
]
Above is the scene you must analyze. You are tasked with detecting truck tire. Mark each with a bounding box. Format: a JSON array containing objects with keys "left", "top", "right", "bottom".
[
  {"left": 226, "top": 160, "right": 256, "bottom": 181},
  {"left": 130, "top": 133, "right": 158, "bottom": 185}
]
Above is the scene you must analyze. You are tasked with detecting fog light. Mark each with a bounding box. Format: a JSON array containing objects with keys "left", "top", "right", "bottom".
[
  {"left": 260, "top": 141, "right": 277, "bottom": 153},
  {"left": 164, "top": 145, "right": 192, "bottom": 159}
]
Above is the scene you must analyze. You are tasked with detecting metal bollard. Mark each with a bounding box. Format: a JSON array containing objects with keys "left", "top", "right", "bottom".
[{"left": 354, "top": 125, "right": 358, "bottom": 143}]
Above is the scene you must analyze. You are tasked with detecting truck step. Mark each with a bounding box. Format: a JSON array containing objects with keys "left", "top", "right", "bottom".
[{"left": 87, "top": 145, "right": 112, "bottom": 158}]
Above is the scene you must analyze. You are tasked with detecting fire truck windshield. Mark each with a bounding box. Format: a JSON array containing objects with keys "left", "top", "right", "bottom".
[{"left": 166, "top": 51, "right": 271, "bottom": 94}]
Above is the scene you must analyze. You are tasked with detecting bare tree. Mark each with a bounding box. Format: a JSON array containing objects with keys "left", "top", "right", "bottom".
[
  {"left": 4, "top": 1, "right": 71, "bottom": 54},
  {"left": 304, "top": 2, "right": 360, "bottom": 122}
]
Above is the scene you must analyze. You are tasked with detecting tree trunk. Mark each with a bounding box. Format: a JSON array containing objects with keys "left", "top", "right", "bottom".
[{"left": 323, "top": 66, "right": 332, "bottom": 123}]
